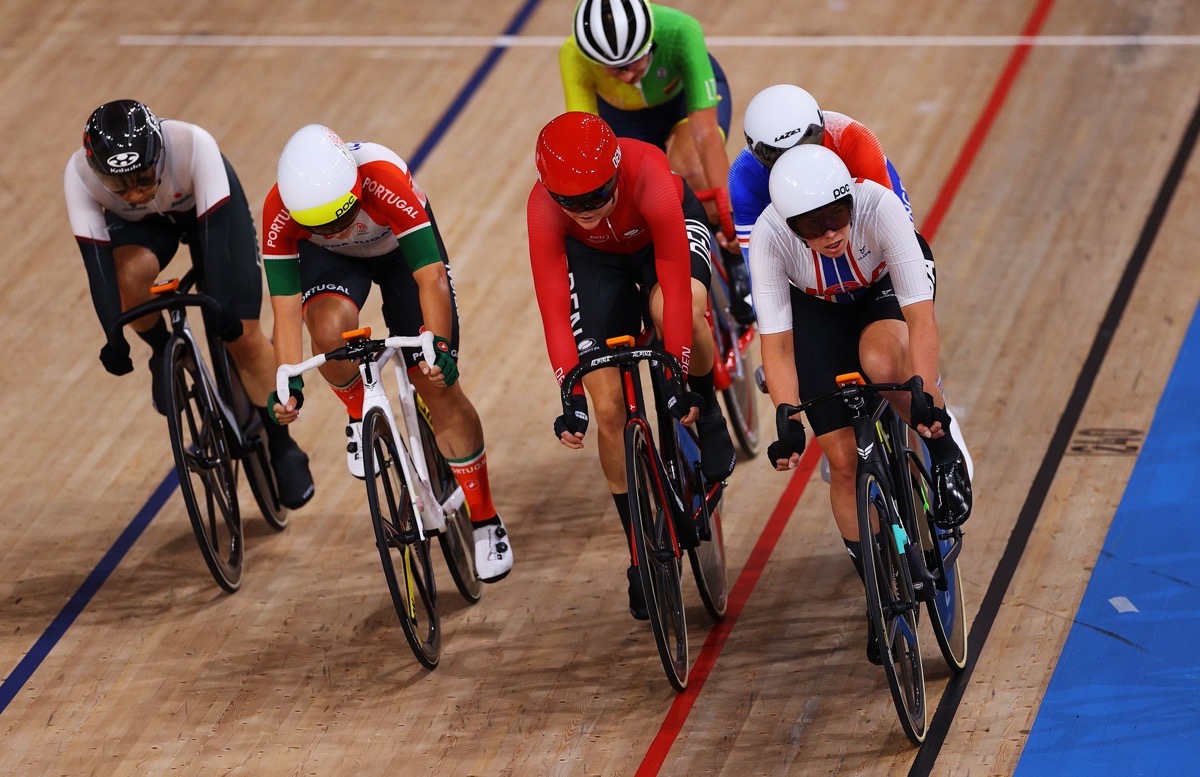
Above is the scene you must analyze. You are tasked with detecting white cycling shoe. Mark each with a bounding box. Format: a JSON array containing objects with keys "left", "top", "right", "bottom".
[
  {"left": 472, "top": 515, "right": 513, "bottom": 583},
  {"left": 346, "top": 420, "right": 365, "bottom": 480}
]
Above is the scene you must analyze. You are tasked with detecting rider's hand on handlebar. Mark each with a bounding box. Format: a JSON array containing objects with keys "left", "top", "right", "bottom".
[
  {"left": 907, "top": 378, "right": 950, "bottom": 440},
  {"left": 554, "top": 393, "right": 589, "bottom": 448},
  {"left": 664, "top": 373, "right": 702, "bottom": 426},
  {"left": 268, "top": 376, "right": 305, "bottom": 425},
  {"left": 99, "top": 337, "right": 134, "bottom": 376},
  {"left": 419, "top": 334, "right": 459, "bottom": 387},
  {"left": 767, "top": 406, "right": 806, "bottom": 471}
]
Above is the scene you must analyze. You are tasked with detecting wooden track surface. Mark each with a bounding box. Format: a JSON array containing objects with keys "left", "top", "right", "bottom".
[{"left": 2, "top": 1, "right": 1199, "bottom": 774}]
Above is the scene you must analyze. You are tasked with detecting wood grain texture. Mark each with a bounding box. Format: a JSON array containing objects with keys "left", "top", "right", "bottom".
[{"left": 1, "top": 0, "right": 1198, "bottom": 774}]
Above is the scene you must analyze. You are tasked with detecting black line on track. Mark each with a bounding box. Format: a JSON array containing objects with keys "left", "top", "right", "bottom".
[{"left": 911, "top": 90, "right": 1200, "bottom": 775}]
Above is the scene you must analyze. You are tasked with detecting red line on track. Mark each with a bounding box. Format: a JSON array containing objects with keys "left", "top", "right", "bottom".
[{"left": 636, "top": 0, "right": 1058, "bottom": 771}]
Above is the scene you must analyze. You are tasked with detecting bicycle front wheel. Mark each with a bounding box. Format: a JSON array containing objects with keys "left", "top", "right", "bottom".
[
  {"left": 362, "top": 407, "right": 441, "bottom": 669},
  {"left": 859, "top": 471, "right": 927, "bottom": 745},
  {"left": 679, "top": 425, "right": 727, "bottom": 620},
  {"left": 627, "top": 422, "right": 689, "bottom": 692},
  {"left": 910, "top": 455, "right": 968, "bottom": 671},
  {"left": 416, "top": 402, "right": 482, "bottom": 604},
  {"left": 165, "top": 336, "right": 243, "bottom": 593}
]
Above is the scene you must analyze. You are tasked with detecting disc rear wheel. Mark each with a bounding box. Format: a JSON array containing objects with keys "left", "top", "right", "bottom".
[{"left": 416, "top": 403, "right": 482, "bottom": 604}]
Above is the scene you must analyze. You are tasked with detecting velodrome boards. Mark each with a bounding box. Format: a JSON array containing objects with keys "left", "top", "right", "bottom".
[{"left": 1, "top": 0, "right": 1198, "bottom": 774}]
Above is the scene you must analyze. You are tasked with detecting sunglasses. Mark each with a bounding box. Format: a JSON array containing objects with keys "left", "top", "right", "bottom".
[
  {"left": 306, "top": 202, "right": 362, "bottom": 236},
  {"left": 97, "top": 166, "right": 160, "bottom": 195},
  {"left": 547, "top": 173, "right": 619, "bottom": 214},
  {"left": 747, "top": 122, "right": 825, "bottom": 168},
  {"left": 786, "top": 198, "right": 852, "bottom": 241}
]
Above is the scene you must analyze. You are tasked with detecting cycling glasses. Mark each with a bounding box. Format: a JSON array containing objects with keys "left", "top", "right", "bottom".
[
  {"left": 306, "top": 202, "right": 362, "bottom": 236},
  {"left": 97, "top": 165, "right": 160, "bottom": 195},
  {"left": 747, "top": 122, "right": 825, "bottom": 168},
  {"left": 547, "top": 173, "right": 619, "bottom": 214},
  {"left": 786, "top": 196, "right": 853, "bottom": 241}
]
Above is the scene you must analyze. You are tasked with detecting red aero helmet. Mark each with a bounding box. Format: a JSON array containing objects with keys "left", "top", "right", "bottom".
[{"left": 535, "top": 112, "right": 621, "bottom": 197}]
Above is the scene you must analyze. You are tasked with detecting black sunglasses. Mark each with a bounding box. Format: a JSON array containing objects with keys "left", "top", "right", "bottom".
[
  {"left": 547, "top": 173, "right": 619, "bottom": 214},
  {"left": 98, "top": 165, "right": 160, "bottom": 195},
  {"left": 786, "top": 197, "right": 853, "bottom": 241},
  {"left": 306, "top": 202, "right": 362, "bottom": 236},
  {"left": 747, "top": 122, "right": 825, "bottom": 168}
]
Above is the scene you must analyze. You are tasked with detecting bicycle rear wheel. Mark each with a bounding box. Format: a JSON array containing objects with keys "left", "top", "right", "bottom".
[
  {"left": 362, "top": 407, "right": 441, "bottom": 669},
  {"left": 677, "top": 426, "right": 727, "bottom": 620},
  {"left": 910, "top": 454, "right": 968, "bottom": 671},
  {"left": 416, "top": 400, "right": 482, "bottom": 604},
  {"left": 859, "top": 471, "right": 927, "bottom": 745},
  {"left": 227, "top": 362, "right": 288, "bottom": 531},
  {"left": 626, "top": 422, "right": 689, "bottom": 691},
  {"left": 711, "top": 285, "right": 760, "bottom": 458},
  {"left": 165, "top": 336, "right": 243, "bottom": 593}
]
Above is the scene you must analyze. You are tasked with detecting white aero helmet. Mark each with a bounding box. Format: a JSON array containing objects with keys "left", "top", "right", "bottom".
[
  {"left": 769, "top": 145, "right": 854, "bottom": 238},
  {"left": 573, "top": 0, "right": 654, "bottom": 68},
  {"left": 277, "top": 124, "right": 361, "bottom": 228},
  {"left": 744, "top": 84, "right": 825, "bottom": 169}
]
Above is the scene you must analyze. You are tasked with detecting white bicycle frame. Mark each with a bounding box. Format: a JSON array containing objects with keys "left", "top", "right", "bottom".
[{"left": 275, "top": 331, "right": 464, "bottom": 539}]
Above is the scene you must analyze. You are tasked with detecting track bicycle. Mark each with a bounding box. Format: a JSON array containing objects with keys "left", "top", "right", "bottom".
[
  {"left": 695, "top": 187, "right": 760, "bottom": 459},
  {"left": 774, "top": 373, "right": 967, "bottom": 744},
  {"left": 560, "top": 336, "right": 728, "bottom": 692},
  {"left": 106, "top": 270, "right": 289, "bottom": 593},
  {"left": 276, "top": 328, "right": 482, "bottom": 670}
]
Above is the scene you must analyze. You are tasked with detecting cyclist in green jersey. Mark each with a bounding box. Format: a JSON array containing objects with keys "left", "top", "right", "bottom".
[{"left": 562, "top": 0, "right": 747, "bottom": 317}]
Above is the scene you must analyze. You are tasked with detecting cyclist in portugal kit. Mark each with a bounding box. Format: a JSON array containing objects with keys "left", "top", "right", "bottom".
[
  {"left": 64, "top": 99, "right": 315, "bottom": 510},
  {"left": 262, "top": 124, "right": 512, "bottom": 583},
  {"left": 527, "top": 111, "right": 736, "bottom": 619}
]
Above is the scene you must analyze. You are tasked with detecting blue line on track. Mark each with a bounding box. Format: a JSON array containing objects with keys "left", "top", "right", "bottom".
[{"left": 0, "top": 0, "right": 545, "bottom": 717}]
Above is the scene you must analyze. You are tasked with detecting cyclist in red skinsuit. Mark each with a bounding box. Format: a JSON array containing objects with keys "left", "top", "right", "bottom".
[{"left": 527, "top": 111, "right": 735, "bottom": 620}]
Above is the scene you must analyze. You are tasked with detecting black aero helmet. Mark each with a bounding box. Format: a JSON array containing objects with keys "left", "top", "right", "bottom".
[{"left": 83, "top": 100, "right": 163, "bottom": 177}]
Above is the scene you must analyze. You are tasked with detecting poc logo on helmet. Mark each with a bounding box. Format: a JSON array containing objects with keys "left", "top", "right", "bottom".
[
  {"left": 107, "top": 151, "right": 141, "bottom": 169},
  {"left": 832, "top": 183, "right": 851, "bottom": 198}
]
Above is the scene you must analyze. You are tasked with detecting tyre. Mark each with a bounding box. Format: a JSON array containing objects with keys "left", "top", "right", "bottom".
[
  {"left": 164, "top": 336, "right": 243, "bottom": 593},
  {"left": 710, "top": 282, "right": 760, "bottom": 458},
  {"left": 362, "top": 407, "right": 441, "bottom": 669},
  {"left": 227, "top": 359, "right": 287, "bottom": 531},
  {"left": 910, "top": 453, "right": 968, "bottom": 671},
  {"left": 678, "top": 425, "right": 727, "bottom": 620},
  {"left": 416, "top": 401, "right": 482, "bottom": 604},
  {"left": 859, "top": 471, "right": 927, "bottom": 745},
  {"left": 626, "top": 421, "right": 689, "bottom": 691}
]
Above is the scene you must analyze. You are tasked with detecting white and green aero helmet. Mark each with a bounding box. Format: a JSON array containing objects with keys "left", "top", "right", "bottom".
[
  {"left": 743, "top": 84, "right": 825, "bottom": 169},
  {"left": 573, "top": 0, "right": 654, "bottom": 68},
  {"left": 277, "top": 124, "right": 361, "bottom": 228},
  {"left": 768, "top": 145, "right": 853, "bottom": 221}
]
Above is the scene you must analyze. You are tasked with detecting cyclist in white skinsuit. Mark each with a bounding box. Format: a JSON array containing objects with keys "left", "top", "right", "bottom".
[{"left": 64, "top": 99, "right": 315, "bottom": 510}]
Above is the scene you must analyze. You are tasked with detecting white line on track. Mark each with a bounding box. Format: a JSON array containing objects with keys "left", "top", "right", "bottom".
[{"left": 118, "top": 34, "right": 1200, "bottom": 48}]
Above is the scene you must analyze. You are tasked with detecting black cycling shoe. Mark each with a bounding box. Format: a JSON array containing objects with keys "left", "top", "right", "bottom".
[
  {"left": 627, "top": 566, "right": 649, "bottom": 621},
  {"left": 696, "top": 405, "right": 737, "bottom": 484},
  {"left": 149, "top": 352, "right": 169, "bottom": 417},
  {"left": 727, "top": 261, "right": 757, "bottom": 326},
  {"left": 271, "top": 438, "right": 315, "bottom": 509},
  {"left": 931, "top": 456, "right": 973, "bottom": 528}
]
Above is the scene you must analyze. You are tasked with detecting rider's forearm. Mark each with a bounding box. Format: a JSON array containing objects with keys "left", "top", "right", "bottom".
[
  {"left": 760, "top": 330, "right": 800, "bottom": 408},
  {"left": 690, "top": 107, "right": 730, "bottom": 194},
  {"left": 902, "top": 301, "right": 945, "bottom": 406},
  {"left": 270, "top": 293, "right": 305, "bottom": 366},
  {"left": 413, "top": 263, "right": 453, "bottom": 339}
]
